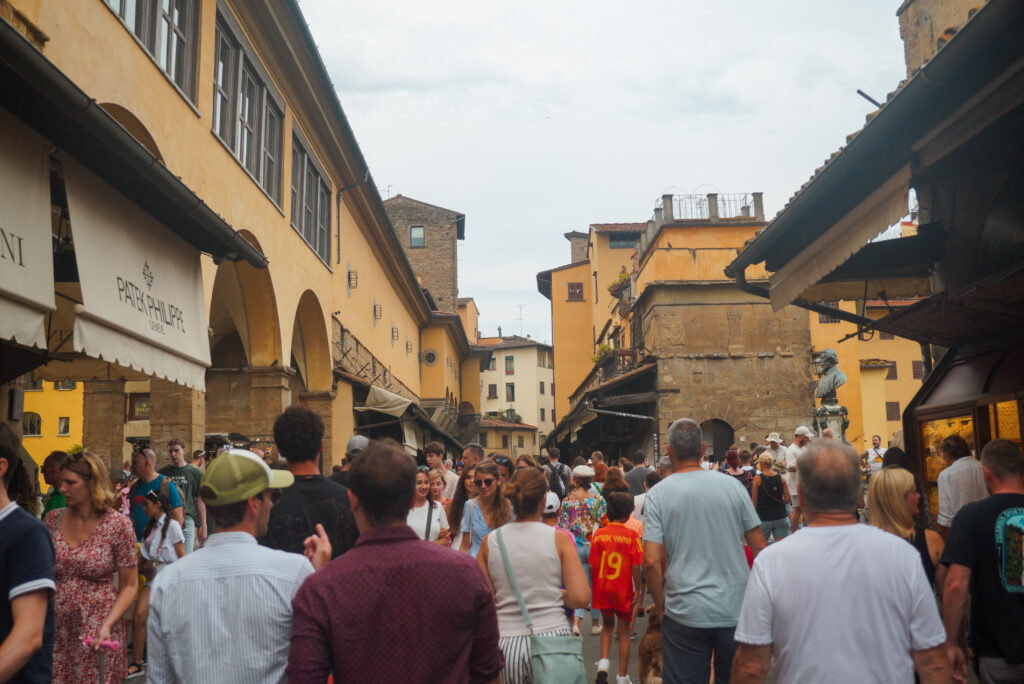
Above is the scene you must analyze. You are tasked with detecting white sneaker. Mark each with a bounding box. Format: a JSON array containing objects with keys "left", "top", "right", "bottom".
[
  {"left": 591, "top": 623, "right": 603, "bottom": 635},
  {"left": 595, "top": 659, "right": 610, "bottom": 684},
  {"left": 616, "top": 675, "right": 633, "bottom": 684}
]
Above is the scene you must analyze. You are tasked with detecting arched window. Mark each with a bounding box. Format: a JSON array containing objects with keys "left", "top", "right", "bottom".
[{"left": 23, "top": 412, "right": 41, "bottom": 436}]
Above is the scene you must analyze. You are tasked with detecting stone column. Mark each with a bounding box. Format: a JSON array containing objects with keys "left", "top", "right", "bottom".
[
  {"left": 82, "top": 379, "right": 126, "bottom": 471},
  {"left": 149, "top": 377, "right": 206, "bottom": 465},
  {"left": 246, "top": 366, "right": 295, "bottom": 446},
  {"left": 300, "top": 390, "right": 335, "bottom": 473}
]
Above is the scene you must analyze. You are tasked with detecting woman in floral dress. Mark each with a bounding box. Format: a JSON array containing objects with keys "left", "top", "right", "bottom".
[
  {"left": 45, "top": 451, "right": 138, "bottom": 683},
  {"left": 558, "top": 464, "right": 607, "bottom": 635}
]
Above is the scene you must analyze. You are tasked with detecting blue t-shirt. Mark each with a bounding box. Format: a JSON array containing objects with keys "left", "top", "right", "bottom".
[
  {"left": 643, "top": 469, "right": 760, "bottom": 628},
  {"left": 129, "top": 475, "right": 183, "bottom": 540},
  {"left": 0, "top": 502, "right": 56, "bottom": 683},
  {"left": 461, "top": 500, "right": 493, "bottom": 558}
]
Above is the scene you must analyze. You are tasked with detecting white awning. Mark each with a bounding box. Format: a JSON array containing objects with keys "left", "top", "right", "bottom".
[
  {"left": 403, "top": 421, "right": 420, "bottom": 456},
  {"left": 355, "top": 385, "right": 412, "bottom": 417},
  {"left": 0, "top": 109, "right": 55, "bottom": 349},
  {"left": 767, "top": 165, "right": 912, "bottom": 310},
  {"left": 60, "top": 158, "right": 211, "bottom": 390}
]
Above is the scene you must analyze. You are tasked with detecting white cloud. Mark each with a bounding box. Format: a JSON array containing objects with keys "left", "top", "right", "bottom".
[{"left": 299, "top": 0, "right": 907, "bottom": 343}]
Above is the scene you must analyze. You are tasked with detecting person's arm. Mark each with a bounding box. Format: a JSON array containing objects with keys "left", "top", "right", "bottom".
[
  {"left": 0, "top": 591, "right": 49, "bottom": 680},
  {"left": 925, "top": 530, "right": 946, "bottom": 594},
  {"left": 476, "top": 533, "right": 495, "bottom": 593},
  {"left": 941, "top": 564, "right": 971, "bottom": 684},
  {"left": 644, "top": 540, "right": 665, "bottom": 621},
  {"left": 731, "top": 643, "right": 770, "bottom": 684},
  {"left": 781, "top": 479, "right": 791, "bottom": 505},
  {"left": 459, "top": 502, "right": 474, "bottom": 552},
  {"left": 302, "top": 523, "right": 332, "bottom": 571},
  {"left": 912, "top": 645, "right": 954, "bottom": 684},
  {"left": 92, "top": 565, "right": 138, "bottom": 648},
  {"left": 744, "top": 526, "right": 767, "bottom": 559},
  {"left": 172, "top": 541, "right": 185, "bottom": 559},
  {"left": 556, "top": 530, "right": 590, "bottom": 609},
  {"left": 935, "top": 474, "right": 952, "bottom": 539},
  {"left": 750, "top": 476, "right": 760, "bottom": 507},
  {"left": 195, "top": 494, "right": 207, "bottom": 546},
  {"left": 630, "top": 564, "right": 644, "bottom": 613}
]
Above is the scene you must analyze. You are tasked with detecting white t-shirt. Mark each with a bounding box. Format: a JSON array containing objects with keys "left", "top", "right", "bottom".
[
  {"left": 784, "top": 443, "right": 805, "bottom": 493},
  {"left": 633, "top": 492, "right": 648, "bottom": 523},
  {"left": 406, "top": 500, "right": 449, "bottom": 542},
  {"left": 867, "top": 446, "right": 887, "bottom": 472},
  {"left": 736, "top": 524, "right": 945, "bottom": 683},
  {"left": 442, "top": 469, "right": 459, "bottom": 499},
  {"left": 936, "top": 456, "right": 988, "bottom": 527},
  {"left": 141, "top": 514, "right": 185, "bottom": 568}
]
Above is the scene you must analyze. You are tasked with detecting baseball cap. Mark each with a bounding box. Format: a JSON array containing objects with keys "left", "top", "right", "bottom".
[
  {"left": 200, "top": 449, "right": 294, "bottom": 505},
  {"left": 766, "top": 432, "right": 783, "bottom": 444},
  {"left": 543, "top": 491, "right": 560, "bottom": 515},
  {"left": 346, "top": 435, "right": 369, "bottom": 456},
  {"left": 795, "top": 426, "right": 814, "bottom": 438}
]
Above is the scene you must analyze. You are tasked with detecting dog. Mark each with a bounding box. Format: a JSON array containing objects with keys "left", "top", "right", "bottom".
[{"left": 637, "top": 606, "right": 663, "bottom": 684}]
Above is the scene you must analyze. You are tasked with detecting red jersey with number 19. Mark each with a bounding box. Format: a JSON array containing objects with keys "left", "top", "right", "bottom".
[{"left": 588, "top": 522, "right": 643, "bottom": 612}]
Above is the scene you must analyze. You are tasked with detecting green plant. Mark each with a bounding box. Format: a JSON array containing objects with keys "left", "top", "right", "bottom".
[
  {"left": 607, "top": 271, "right": 630, "bottom": 292},
  {"left": 591, "top": 343, "right": 613, "bottom": 363},
  {"left": 67, "top": 444, "right": 83, "bottom": 456}
]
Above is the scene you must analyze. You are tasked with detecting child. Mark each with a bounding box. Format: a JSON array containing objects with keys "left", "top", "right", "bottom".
[
  {"left": 129, "top": 489, "right": 185, "bottom": 675},
  {"left": 590, "top": 491, "right": 643, "bottom": 684}
]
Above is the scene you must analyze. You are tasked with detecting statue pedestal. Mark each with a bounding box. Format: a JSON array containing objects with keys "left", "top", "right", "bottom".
[{"left": 813, "top": 404, "right": 849, "bottom": 442}]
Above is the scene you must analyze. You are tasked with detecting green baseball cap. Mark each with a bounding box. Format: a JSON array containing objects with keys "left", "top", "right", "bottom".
[{"left": 200, "top": 449, "right": 294, "bottom": 505}]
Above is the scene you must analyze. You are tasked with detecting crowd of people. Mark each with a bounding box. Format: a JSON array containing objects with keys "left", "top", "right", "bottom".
[{"left": 1, "top": 410, "right": 1022, "bottom": 684}]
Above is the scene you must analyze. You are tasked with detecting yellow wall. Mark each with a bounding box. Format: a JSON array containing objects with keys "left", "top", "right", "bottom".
[
  {"left": 589, "top": 232, "right": 636, "bottom": 338},
  {"left": 458, "top": 299, "right": 481, "bottom": 344},
  {"left": 550, "top": 262, "right": 593, "bottom": 423},
  {"left": 859, "top": 367, "right": 889, "bottom": 444},
  {"left": 479, "top": 428, "right": 537, "bottom": 457},
  {"left": 22, "top": 383, "right": 84, "bottom": 467},
  {"left": 420, "top": 326, "right": 461, "bottom": 404},
  {"left": 460, "top": 357, "right": 481, "bottom": 413}
]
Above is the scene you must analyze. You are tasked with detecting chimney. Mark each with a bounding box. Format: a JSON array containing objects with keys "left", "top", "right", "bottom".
[
  {"left": 753, "top": 192, "right": 764, "bottom": 221},
  {"left": 740, "top": 205, "right": 751, "bottom": 217},
  {"left": 662, "top": 194, "right": 674, "bottom": 221},
  {"left": 497, "top": 326, "right": 502, "bottom": 337},
  {"left": 707, "top": 193, "right": 719, "bottom": 221},
  {"left": 654, "top": 206, "right": 664, "bottom": 229}
]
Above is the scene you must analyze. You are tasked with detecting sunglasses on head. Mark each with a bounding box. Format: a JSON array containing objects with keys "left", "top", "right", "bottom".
[
  {"left": 474, "top": 477, "right": 496, "bottom": 487},
  {"left": 416, "top": 465, "right": 430, "bottom": 473},
  {"left": 493, "top": 457, "right": 512, "bottom": 466}
]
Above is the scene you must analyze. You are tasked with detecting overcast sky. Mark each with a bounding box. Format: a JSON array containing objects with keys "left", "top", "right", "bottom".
[{"left": 299, "top": 1, "right": 908, "bottom": 344}]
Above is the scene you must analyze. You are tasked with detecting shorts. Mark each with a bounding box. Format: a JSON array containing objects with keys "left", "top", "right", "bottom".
[{"left": 596, "top": 607, "right": 632, "bottom": 622}]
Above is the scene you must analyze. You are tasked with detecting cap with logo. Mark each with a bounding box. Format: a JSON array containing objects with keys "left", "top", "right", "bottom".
[{"left": 200, "top": 449, "right": 294, "bottom": 505}]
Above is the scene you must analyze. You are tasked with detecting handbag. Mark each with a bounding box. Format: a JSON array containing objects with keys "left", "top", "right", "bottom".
[{"left": 495, "top": 527, "right": 586, "bottom": 684}]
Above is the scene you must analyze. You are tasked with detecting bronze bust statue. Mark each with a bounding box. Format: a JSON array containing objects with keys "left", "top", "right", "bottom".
[{"left": 814, "top": 349, "right": 847, "bottom": 405}]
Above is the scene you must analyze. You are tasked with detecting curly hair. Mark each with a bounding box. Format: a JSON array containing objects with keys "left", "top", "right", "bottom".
[
  {"left": 273, "top": 406, "right": 324, "bottom": 463},
  {"left": 61, "top": 451, "right": 117, "bottom": 513}
]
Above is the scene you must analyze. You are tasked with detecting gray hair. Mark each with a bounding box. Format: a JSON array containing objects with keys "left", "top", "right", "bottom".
[
  {"left": 463, "top": 443, "right": 485, "bottom": 460},
  {"left": 667, "top": 418, "right": 702, "bottom": 462},
  {"left": 656, "top": 457, "right": 672, "bottom": 475},
  {"left": 797, "top": 439, "right": 860, "bottom": 512}
]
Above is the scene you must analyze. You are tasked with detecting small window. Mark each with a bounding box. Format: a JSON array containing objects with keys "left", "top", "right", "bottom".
[
  {"left": 886, "top": 362, "right": 898, "bottom": 380},
  {"left": 505, "top": 356, "right": 514, "bottom": 375},
  {"left": 540, "top": 408, "right": 545, "bottom": 421},
  {"left": 912, "top": 360, "right": 925, "bottom": 380},
  {"left": 23, "top": 376, "right": 42, "bottom": 391},
  {"left": 480, "top": 432, "right": 488, "bottom": 448},
  {"left": 410, "top": 226, "right": 425, "bottom": 248},
  {"left": 488, "top": 358, "right": 496, "bottom": 371},
  {"left": 502, "top": 435, "right": 509, "bottom": 448},
  {"left": 22, "top": 412, "right": 41, "bottom": 436},
  {"left": 487, "top": 384, "right": 498, "bottom": 399},
  {"left": 567, "top": 282, "right": 584, "bottom": 302},
  {"left": 505, "top": 383, "right": 515, "bottom": 402},
  {"left": 518, "top": 435, "right": 525, "bottom": 448},
  {"left": 58, "top": 417, "right": 70, "bottom": 436},
  {"left": 885, "top": 401, "right": 901, "bottom": 421},
  {"left": 128, "top": 393, "right": 151, "bottom": 421},
  {"left": 609, "top": 232, "right": 639, "bottom": 249},
  {"left": 54, "top": 380, "right": 76, "bottom": 390},
  {"left": 539, "top": 381, "right": 545, "bottom": 395},
  {"left": 879, "top": 331, "right": 895, "bottom": 340},
  {"left": 818, "top": 302, "right": 840, "bottom": 324}
]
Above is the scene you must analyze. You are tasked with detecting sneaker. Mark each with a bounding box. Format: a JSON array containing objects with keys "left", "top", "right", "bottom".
[
  {"left": 572, "top": 622, "right": 581, "bottom": 636},
  {"left": 595, "top": 659, "right": 610, "bottom": 684},
  {"left": 591, "top": 624, "right": 603, "bottom": 635},
  {"left": 616, "top": 676, "right": 633, "bottom": 684},
  {"left": 629, "top": 629, "right": 638, "bottom": 640}
]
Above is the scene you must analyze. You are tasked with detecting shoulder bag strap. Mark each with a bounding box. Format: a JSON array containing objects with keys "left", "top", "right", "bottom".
[
  {"left": 495, "top": 527, "right": 535, "bottom": 634},
  {"left": 424, "top": 501, "right": 433, "bottom": 540}
]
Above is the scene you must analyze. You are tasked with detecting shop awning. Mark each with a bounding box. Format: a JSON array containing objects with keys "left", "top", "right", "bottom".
[
  {"left": 355, "top": 385, "right": 412, "bottom": 418},
  {"left": 0, "top": 109, "right": 53, "bottom": 351}
]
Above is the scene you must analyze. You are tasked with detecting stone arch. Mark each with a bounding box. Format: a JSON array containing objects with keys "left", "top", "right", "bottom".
[
  {"left": 290, "top": 290, "right": 332, "bottom": 392},
  {"left": 99, "top": 103, "right": 163, "bottom": 161},
  {"left": 207, "top": 230, "right": 281, "bottom": 367},
  {"left": 700, "top": 418, "right": 735, "bottom": 461}
]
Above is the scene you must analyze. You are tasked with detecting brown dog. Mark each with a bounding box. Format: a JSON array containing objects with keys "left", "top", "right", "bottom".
[{"left": 637, "top": 608, "right": 663, "bottom": 684}]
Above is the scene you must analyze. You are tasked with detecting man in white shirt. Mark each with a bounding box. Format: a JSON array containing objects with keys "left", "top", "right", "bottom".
[
  {"left": 764, "top": 433, "right": 786, "bottom": 473},
  {"left": 935, "top": 434, "right": 988, "bottom": 538},
  {"left": 731, "top": 439, "right": 951, "bottom": 684},
  {"left": 785, "top": 427, "right": 812, "bottom": 531},
  {"left": 425, "top": 441, "right": 457, "bottom": 499},
  {"left": 863, "top": 434, "right": 887, "bottom": 472},
  {"left": 147, "top": 449, "right": 331, "bottom": 684}
]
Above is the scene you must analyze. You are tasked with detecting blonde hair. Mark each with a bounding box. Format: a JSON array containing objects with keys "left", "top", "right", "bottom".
[
  {"left": 61, "top": 451, "right": 117, "bottom": 513},
  {"left": 758, "top": 453, "right": 775, "bottom": 471},
  {"left": 868, "top": 467, "right": 916, "bottom": 540}
]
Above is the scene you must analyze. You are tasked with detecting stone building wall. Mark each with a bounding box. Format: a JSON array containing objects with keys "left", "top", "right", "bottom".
[
  {"left": 384, "top": 195, "right": 460, "bottom": 312},
  {"left": 898, "top": 0, "right": 978, "bottom": 77}
]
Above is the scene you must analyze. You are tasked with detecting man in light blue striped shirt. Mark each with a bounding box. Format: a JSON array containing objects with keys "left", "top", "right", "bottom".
[{"left": 147, "top": 449, "right": 330, "bottom": 684}]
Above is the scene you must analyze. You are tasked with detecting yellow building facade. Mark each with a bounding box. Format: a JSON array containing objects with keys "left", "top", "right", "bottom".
[
  {"left": 21, "top": 381, "right": 84, "bottom": 464},
  {"left": 477, "top": 418, "right": 538, "bottom": 459}
]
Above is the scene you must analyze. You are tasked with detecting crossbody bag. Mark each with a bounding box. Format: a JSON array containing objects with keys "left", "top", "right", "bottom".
[{"left": 494, "top": 527, "right": 585, "bottom": 684}]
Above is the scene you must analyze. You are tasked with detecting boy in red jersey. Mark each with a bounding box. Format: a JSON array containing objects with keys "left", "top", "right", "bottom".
[{"left": 590, "top": 491, "right": 644, "bottom": 684}]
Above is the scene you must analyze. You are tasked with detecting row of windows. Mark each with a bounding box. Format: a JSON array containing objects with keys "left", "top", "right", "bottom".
[
  {"left": 22, "top": 414, "right": 70, "bottom": 437},
  {"left": 24, "top": 380, "right": 77, "bottom": 391},
  {"left": 485, "top": 382, "right": 552, "bottom": 400},
  {"left": 479, "top": 433, "right": 530, "bottom": 449},
  {"left": 105, "top": 0, "right": 198, "bottom": 98},
  {"left": 883, "top": 360, "right": 925, "bottom": 380}
]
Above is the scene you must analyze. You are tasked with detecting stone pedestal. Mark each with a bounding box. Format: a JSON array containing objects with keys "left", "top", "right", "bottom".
[
  {"left": 83, "top": 379, "right": 126, "bottom": 471},
  {"left": 300, "top": 390, "right": 336, "bottom": 473},
  {"left": 246, "top": 366, "right": 295, "bottom": 447},
  {"left": 813, "top": 404, "right": 850, "bottom": 442},
  {"left": 150, "top": 378, "right": 206, "bottom": 465}
]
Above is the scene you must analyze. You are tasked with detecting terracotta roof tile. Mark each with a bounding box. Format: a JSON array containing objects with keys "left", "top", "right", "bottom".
[{"left": 591, "top": 223, "right": 646, "bottom": 233}]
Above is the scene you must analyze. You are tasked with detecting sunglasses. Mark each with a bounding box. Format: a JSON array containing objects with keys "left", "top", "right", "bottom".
[
  {"left": 416, "top": 465, "right": 430, "bottom": 473},
  {"left": 493, "top": 457, "right": 512, "bottom": 466},
  {"left": 474, "top": 478, "right": 496, "bottom": 487}
]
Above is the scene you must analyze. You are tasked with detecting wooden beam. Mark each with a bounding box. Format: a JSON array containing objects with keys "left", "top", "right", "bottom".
[{"left": 595, "top": 392, "right": 658, "bottom": 407}]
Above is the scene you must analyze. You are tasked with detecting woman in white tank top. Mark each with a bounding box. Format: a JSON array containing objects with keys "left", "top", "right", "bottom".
[{"left": 477, "top": 467, "right": 591, "bottom": 684}]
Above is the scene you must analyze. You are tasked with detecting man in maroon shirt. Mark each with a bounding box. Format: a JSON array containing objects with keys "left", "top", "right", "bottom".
[{"left": 287, "top": 439, "right": 504, "bottom": 683}]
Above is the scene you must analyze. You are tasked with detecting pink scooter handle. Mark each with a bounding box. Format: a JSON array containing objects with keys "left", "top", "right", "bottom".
[{"left": 83, "top": 638, "right": 121, "bottom": 651}]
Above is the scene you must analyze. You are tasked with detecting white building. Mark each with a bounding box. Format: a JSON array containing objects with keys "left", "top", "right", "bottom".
[{"left": 478, "top": 335, "right": 555, "bottom": 445}]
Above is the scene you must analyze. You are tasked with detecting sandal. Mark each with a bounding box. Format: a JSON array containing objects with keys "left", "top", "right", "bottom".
[{"left": 126, "top": 662, "right": 145, "bottom": 675}]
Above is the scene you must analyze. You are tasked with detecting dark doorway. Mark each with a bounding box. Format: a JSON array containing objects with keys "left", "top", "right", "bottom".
[{"left": 700, "top": 419, "right": 735, "bottom": 463}]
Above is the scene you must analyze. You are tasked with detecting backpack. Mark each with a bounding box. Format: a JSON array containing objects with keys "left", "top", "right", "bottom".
[{"left": 546, "top": 462, "right": 569, "bottom": 499}]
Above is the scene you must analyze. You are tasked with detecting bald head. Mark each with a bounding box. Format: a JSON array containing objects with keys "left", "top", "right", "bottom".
[{"left": 797, "top": 439, "right": 860, "bottom": 513}]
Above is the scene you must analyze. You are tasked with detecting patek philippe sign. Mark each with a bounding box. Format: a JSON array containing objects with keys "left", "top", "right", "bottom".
[
  {"left": 62, "top": 157, "right": 210, "bottom": 389},
  {"left": 0, "top": 109, "right": 56, "bottom": 349}
]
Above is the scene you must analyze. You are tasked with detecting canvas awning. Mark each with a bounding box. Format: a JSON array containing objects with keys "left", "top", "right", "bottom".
[
  {"left": 0, "top": 109, "right": 55, "bottom": 351},
  {"left": 355, "top": 385, "right": 412, "bottom": 418}
]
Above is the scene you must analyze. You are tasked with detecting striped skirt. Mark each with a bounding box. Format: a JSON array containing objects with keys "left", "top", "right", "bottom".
[{"left": 499, "top": 627, "right": 574, "bottom": 684}]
